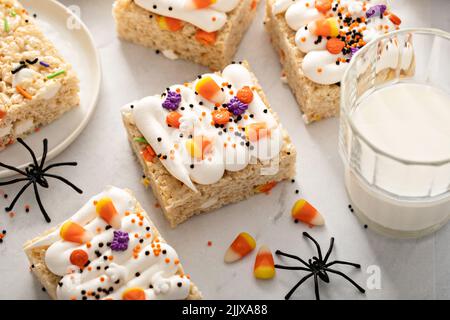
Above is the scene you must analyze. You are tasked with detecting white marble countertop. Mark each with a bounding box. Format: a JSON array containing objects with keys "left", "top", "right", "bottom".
[{"left": 1, "top": 0, "right": 449, "bottom": 300}]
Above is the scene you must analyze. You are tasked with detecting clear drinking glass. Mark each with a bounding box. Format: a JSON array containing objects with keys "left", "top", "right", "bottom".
[{"left": 340, "top": 28, "right": 450, "bottom": 238}]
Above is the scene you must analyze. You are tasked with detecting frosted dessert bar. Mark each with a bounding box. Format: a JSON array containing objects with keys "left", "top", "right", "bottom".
[
  {"left": 265, "top": 0, "right": 414, "bottom": 123},
  {"left": 122, "top": 62, "right": 297, "bottom": 227},
  {"left": 24, "top": 186, "right": 201, "bottom": 300},
  {"left": 0, "top": 0, "right": 79, "bottom": 149},
  {"left": 113, "top": 0, "right": 260, "bottom": 70}
]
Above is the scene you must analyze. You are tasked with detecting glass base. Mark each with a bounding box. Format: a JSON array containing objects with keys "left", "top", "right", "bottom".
[
  {"left": 344, "top": 169, "right": 450, "bottom": 239},
  {"left": 348, "top": 197, "right": 450, "bottom": 239}
]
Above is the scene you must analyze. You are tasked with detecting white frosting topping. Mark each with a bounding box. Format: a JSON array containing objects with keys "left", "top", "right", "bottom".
[
  {"left": 273, "top": 0, "right": 413, "bottom": 85},
  {"left": 123, "top": 64, "right": 283, "bottom": 191},
  {"left": 135, "top": 0, "right": 240, "bottom": 32},
  {"left": 30, "top": 186, "right": 191, "bottom": 300}
]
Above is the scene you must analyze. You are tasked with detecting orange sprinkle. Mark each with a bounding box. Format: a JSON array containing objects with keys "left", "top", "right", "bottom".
[
  {"left": 174, "top": 259, "right": 180, "bottom": 265},
  {"left": 131, "top": 219, "right": 136, "bottom": 223},
  {"left": 86, "top": 242, "right": 92, "bottom": 248},
  {"left": 16, "top": 85, "right": 32, "bottom": 100},
  {"left": 100, "top": 277, "right": 105, "bottom": 282},
  {"left": 165, "top": 258, "right": 170, "bottom": 263},
  {"left": 317, "top": 68, "right": 323, "bottom": 73},
  {"left": 135, "top": 233, "right": 139, "bottom": 238},
  {"left": 108, "top": 256, "right": 114, "bottom": 261}
]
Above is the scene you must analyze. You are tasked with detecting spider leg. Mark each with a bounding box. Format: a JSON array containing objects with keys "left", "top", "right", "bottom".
[
  {"left": 42, "top": 173, "right": 83, "bottom": 194},
  {"left": 275, "top": 250, "right": 310, "bottom": 268},
  {"left": 5, "top": 180, "right": 32, "bottom": 211},
  {"left": 274, "top": 265, "right": 310, "bottom": 272},
  {"left": 284, "top": 272, "right": 314, "bottom": 300},
  {"left": 314, "top": 273, "right": 321, "bottom": 300},
  {"left": 303, "top": 232, "right": 323, "bottom": 261},
  {"left": 0, "top": 162, "right": 27, "bottom": 176},
  {"left": 17, "top": 138, "right": 39, "bottom": 166},
  {"left": 0, "top": 178, "right": 30, "bottom": 186},
  {"left": 39, "top": 139, "right": 48, "bottom": 170},
  {"left": 325, "top": 260, "right": 361, "bottom": 269},
  {"left": 42, "top": 162, "right": 78, "bottom": 173},
  {"left": 323, "top": 237, "right": 335, "bottom": 264},
  {"left": 33, "top": 182, "right": 51, "bottom": 223},
  {"left": 324, "top": 268, "right": 366, "bottom": 293}
]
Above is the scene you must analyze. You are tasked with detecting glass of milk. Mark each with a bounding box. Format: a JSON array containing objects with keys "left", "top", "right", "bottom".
[{"left": 340, "top": 28, "right": 450, "bottom": 238}]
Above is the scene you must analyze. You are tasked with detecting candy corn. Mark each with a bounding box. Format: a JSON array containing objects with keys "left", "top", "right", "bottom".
[
  {"left": 245, "top": 122, "right": 269, "bottom": 142},
  {"left": 253, "top": 246, "right": 275, "bottom": 280},
  {"left": 186, "top": 136, "right": 212, "bottom": 160},
  {"left": 310, "top": 17, "right": 339, "bottom": 37},
  {"left": 60, "top": 221, "right": 92, "bottom": 244},
  {"left": 254, "top": 181, "right": 277, "bottom": 194},
  {"left": 96, "top": 197, "right": 121, "bottom": 229},
  {"left": 122, "top": 288, "right": 146, "bottom": 300},
  {"left": 186, "top": 0, "right": 217, "bottom": 9},
  {"left": 224, "top": 232, "right": 256, "bottom": 263},
  {"left": 291, "top": 199, "right": 325, "bottom": 227},
  {"left": 195, "top": 76, "right": 225, "bottom": 104},
  {"left": 69, "top": 249, "right": 89, "bottom": 269},
  {"left": 156, "top": 16, "right": 184, "bottom": 32}
]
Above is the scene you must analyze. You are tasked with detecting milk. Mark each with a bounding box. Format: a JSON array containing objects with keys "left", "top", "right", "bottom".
[{"left": 345, "top": 83, "right": 450, "bottom": 236}]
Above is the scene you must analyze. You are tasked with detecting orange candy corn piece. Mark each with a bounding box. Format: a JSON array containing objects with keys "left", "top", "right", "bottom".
[
  {"left": 60, "top": 221, "right": 92, "bottom": 244},
  {"left": 291, "top": 199, "right": 325, "bottom": 227},
  {"left": 224, "top": 232, "right": 256, "bottom": 263},
  {"left": 195, "top": 76, "right": 224, "bottom": 104},
  {"left": 96, "top": 197, "right": 121, "bottom": 229},
  {"left": 254, "top": 181, "right": 277, "bottom": 194},
  {"left": 122, "top": 288, "right": 146, "bottom": 300},
  {"left": 156, "top": 16, "right": 184, "bottom": 32},
  {"left": 253, "top": 246, "right": 275, "bottom": 280},
  {"left": 192, "top": 0, "right": 217, "bottom": 9}
]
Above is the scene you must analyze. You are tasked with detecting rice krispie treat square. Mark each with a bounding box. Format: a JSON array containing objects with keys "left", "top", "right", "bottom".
[
  {"left": 113, "top": 0, "right": 260, "bottom": 70},
  {"left": 122, "top": 61, "right": 297, "bottom": 227},
  {"left": 24, "top": 186, "right": 201, "bottom": 300},
  {"left": 265, "top": 0, "right": 413, "bottom": 123},
  {"left": 0, "top": 0, "right": 79, "bottom": 149}
]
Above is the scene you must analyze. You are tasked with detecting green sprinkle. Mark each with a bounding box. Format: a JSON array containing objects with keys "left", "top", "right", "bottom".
[
  {"left": 3, "top": 17, "right": 9, "bottom": 32},
  {"left": 134, "top": 137, "right": 148, "bottom": 144},
  {"left": 46, "top": 70, "right": 66, "bottom": 79},
  {"left": 10, "top": 9, "right": 17, "bottom": 17}
]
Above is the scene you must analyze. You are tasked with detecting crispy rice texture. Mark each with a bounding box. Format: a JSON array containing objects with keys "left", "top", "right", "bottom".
[
  {"left": 113, "top": 0, "right": 259, "bottom": 70},
  {"left": 0, "top": 0, "right": 79, "bottom": 149},
  {"left": 122, "top": 61, "right": 297, "bottom": 227},
  {"left": 23, "top": 190, "right": 202, "bottom": 300},
  {"left": 264, "top": 0, "right": 415, "bottom": 124}
]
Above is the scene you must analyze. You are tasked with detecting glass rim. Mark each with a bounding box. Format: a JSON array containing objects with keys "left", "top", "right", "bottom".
[{"left": 341, "top": 27, "right": 450, "bottom": 167}]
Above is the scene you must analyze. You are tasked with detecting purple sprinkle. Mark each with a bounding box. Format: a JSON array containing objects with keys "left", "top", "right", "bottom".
[
  {"left": 39, "top": 61, "right": 50, "bottom": 67},
  {"left": 162, "top": 90, "right": 182, "bottom": 111},
  {"left": 366, "top": 4, "right": 386, "bottom": 19},
  {"left": 226, "top": 97, "right": 248, "bottom": 116},
  {"left": 111, "top": 230, "right": 129, "bottom": 251},
  {"left": 350, "top": 47, "right": 360, "bottom": 56}
]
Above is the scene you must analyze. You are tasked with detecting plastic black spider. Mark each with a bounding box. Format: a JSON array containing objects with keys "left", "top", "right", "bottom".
[
  {"left": 275, "top": 232, "right": 365, "bottom": 300},
  {"left": 0, "top": 138, "right": 82, "bottom": 223}
]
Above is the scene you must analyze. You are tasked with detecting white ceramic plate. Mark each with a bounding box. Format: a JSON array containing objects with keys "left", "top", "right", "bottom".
[{"left": 0, "top": 0, "right": 101, "bottom": 178}]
